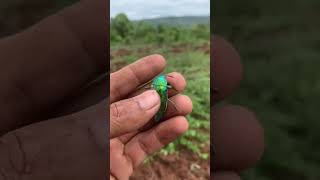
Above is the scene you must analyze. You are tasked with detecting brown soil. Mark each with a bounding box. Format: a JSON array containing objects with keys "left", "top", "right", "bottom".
[
  {"left": 137, "top": 47, "right": 152, "bottom": 55},
  {"left": 175, "top": 43, "right": 190, "bottom": 49},
  {"left": 169, "top": 42, "right": 210, "bottom": 54},
  {"left": 194, "top": 42, "right": 210, "bottom": 55},
  {"left": 110, "top": 59, "right": 128, "bottom": 72},
  {"left": 113, "top": 48, "right": 133, "bottom": 57},
  {"left": 170, "top": 43, "right": 191, "bottom": 54},
  {"left": 130, "top": 149, "right": 210, "bottom": 180},
  {"left": 170, "top": 46, "right": 185, "bottom": 53}
]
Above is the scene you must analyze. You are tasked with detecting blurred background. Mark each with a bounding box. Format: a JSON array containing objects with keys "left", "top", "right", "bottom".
[
  {"left": 0, "top": 0, "right": 77, "bottom": 37},
  {"left": 111, "top": 1, "right": 210, "bottom": 179},
  {"left": 213, "top": 0, "right": 320, "bottom": 179},
  {"left": 4, "top": 0, "right": 319, "bottom": 179}
]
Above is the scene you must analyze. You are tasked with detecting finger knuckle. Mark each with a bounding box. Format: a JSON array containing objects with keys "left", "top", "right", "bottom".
[
  {"left": 137, "top": 138, "right": 152, "bottom": 156},
  {"left": 110, "top": 102, "right": 125, "bottom": 132},
  {"left": 0, "top": 132, "right": 29, "bottom": 179},
  {"left": 110, "top": 98, "right": 139, "bottom": 121},
  {"left": 110, "top": 102, "right": 121, "bottom": 119}
]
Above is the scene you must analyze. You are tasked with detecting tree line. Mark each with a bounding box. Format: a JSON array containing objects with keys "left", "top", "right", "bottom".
[{"left": 110, "top": 13, "right": 210, "bottom": 45}]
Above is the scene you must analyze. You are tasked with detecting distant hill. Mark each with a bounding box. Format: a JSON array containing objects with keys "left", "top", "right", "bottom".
[{"left": 135, "top": 16, "right": 209, "bottom": 27}]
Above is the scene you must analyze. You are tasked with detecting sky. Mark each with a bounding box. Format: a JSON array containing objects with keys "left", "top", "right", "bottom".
[{"left": 110, "top": 0, "right": 210, "bottom": 20}]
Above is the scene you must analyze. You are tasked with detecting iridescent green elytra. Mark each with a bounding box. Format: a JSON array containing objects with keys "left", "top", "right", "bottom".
[{"left": 151, "top": 74, "right": 172, "bottom": 122}]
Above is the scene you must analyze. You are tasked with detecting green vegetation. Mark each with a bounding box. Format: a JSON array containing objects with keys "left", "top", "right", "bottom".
[
  {"left": 136, "top": 16, "right": 210, "bottom": 27},
  {"left": 111, "top": 13, "right": 210, "bottom": 159},
  {"left": 111, "top": 13, "right": 210, "bottom": 46},
  {"left": 214, "top": 0, "right": 320, "bottom": 179}
]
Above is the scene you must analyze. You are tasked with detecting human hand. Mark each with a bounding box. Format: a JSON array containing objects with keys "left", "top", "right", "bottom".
[
  {"left": 0, "top": 0, "right": 110, "bottom": 179},
  {"left": 109, "top": 55, "right": 193, "bottom": 180},
  {"left": 211, "top": 36, "right": 265, "bottom": 179}
]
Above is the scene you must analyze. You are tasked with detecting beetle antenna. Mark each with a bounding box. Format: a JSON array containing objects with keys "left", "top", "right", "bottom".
[{"left": 136, "top": 79, "right": 153, "bottom": 91}]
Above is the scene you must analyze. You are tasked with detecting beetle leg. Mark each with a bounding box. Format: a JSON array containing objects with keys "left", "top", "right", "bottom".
[
  {"left": 168, "top": 98, "right": 179, "bottom": 113},
  {"left": 144, "top": 84, "right": 152, "bottom": 89},
  {"left": 166, "top": 75, "right": 175, "bottom": 89}
]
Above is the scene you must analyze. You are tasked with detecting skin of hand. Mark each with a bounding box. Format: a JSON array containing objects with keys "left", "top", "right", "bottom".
[
  {"left": 109, "top": 55, "right": 192, "bottom": 180},
  {"left": 0, "top": 0, "right": 264, "bottom": 179}
]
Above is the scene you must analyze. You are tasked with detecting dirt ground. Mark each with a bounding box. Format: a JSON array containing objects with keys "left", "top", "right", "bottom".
[{"left": 130, "top": 149, "right": 210, "bottom": 180}]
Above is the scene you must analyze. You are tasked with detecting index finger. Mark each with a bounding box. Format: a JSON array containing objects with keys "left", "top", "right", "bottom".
[{"left": 110, "top": 54, "right": 166, "bottom": 103}]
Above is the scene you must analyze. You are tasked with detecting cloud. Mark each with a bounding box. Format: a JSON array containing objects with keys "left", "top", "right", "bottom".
[{"left": 110, "top": 0, "right": 210, "bottom": 20}]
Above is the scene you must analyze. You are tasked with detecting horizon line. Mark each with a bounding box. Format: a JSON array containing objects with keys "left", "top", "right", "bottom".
[{"left": 110, "top": 14, "right": 210, "bottom": 21}]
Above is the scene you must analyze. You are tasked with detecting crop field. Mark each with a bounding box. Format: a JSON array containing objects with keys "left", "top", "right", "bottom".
[{"left": 111, "top": 14, "right": 210, "bottom": 180}]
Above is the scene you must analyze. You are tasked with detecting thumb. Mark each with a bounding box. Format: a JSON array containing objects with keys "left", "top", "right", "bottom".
[{"left": 110, "top": 90, "right": 160, "bottom": 138}]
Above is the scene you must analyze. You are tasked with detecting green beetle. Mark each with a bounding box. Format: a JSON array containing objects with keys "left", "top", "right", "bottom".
[
  {"left": 137, "top": 74, "right": 177, "bottom": 122},
  {"left": 151, "top": 74, "right": 172, "bottom": 122}
]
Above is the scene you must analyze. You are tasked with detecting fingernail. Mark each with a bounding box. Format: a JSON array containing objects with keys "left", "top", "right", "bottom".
[{"left": 138, "top": 90, "right": 160, "bottom": 110}]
